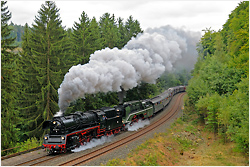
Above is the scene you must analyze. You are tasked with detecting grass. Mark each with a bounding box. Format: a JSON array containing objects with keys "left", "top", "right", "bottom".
[{"left": 103, "top": 111, "right": 248, "bottom": 166}]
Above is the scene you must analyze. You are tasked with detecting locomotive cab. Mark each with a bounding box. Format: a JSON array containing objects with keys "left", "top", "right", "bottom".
[
  {"left": 94, "top": 110, "right": 106, "bottom": 129},
  {"left": 115, "top": 105, "right": 125, "bottom": 117},
  {"left": 100, "top": 107, "right": 123, "bottom": 130}
]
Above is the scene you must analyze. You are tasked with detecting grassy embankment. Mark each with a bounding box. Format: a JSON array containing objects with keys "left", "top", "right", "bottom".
[{"left": 103, "top": 95, "right": 249, "bottom": 166}]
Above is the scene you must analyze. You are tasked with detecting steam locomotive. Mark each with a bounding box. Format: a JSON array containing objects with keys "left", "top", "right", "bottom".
[{"left": 42, "top": 86, "right": 185, "bottom": 154}]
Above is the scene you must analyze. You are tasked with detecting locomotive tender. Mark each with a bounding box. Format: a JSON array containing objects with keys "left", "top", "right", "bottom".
[{"left": 42, "top": 86, "right": 185, "bottom": 154}]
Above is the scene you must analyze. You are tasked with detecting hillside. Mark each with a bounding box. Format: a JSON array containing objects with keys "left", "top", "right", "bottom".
[
  {"left": 104, "top": 106, "right": 248, "bottom": 166},
  {"left": 186, "top": 1, "right": 248, "bottom": 154}
]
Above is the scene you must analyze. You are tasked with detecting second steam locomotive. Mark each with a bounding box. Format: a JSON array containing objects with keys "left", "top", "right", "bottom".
[{"left": 42, "top": 86, "right": 185, "bottom": 154}]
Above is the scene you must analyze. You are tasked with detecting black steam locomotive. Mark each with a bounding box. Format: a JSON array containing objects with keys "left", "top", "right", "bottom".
[{"left": 42, "top": 86, "right": 185, "bottom": 154}]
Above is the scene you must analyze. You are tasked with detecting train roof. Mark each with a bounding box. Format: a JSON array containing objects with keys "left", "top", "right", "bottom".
[
  {"left": 150, "top": 90, "right": 171, "bottom": 103},
  {"left": 100, "top": 106, "right": 115, "bottom": 112},
  {"left": 159, "top": 90, "right": 170, "bottom": 96},
  {"left": 123, "top": 100, "right": 141, "bottom": 105},
  {"left": 171, "top": 85, "right": 185, "bottom": 89},
  {"left": 150, "top": 96, "right": 162, "bottom": 103},
  {"left": 93, "top": 110, "right": 105, "bottom": 116}
]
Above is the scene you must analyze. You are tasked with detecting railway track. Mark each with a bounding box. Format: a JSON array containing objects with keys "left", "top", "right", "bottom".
[
  {"left": 1, "top": 146, "right": 42, "bottom": 161},
  {"left": 58, "top": 92, "right": 185, "bottom": 166},
  {"left": 13, "top": 151, "right": 73, "bottom": 166},
  {"left": 1, "top": 92, "right": 185, "bottom": 166},
  {"left": 15, "top": 155, "right": 56, "bottom": 166}
]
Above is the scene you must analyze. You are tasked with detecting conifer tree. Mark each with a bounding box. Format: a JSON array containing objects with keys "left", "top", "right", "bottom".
[
  {"left": 1, "top": 1, "right": 15, "bottom": 52},
  {"left": 99, "top": 13, "right": 118, "bottom": 48},
  {"left": 125, "top": 15, "right": 143, "bottom": 42},
  {"left": 71, "top": 11, "right": 90, "bottom": 64},
  {"left": 21, "top": 1, "right": 71, "bottom": 137},
  {"left": 17, "top": 23, "right": 42, "bottom": 140},
  {"left": 116, "top": 17, "right": 126, "bottom": 49},
  {"left": 85, "top": 17, "right": 103, "bottom": 56},
  {"left": 1, "top": 1, "right": 20, "bottom": 152}
]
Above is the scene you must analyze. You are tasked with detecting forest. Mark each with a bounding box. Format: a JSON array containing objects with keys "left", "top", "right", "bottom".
[
  {"left": 9, "top": 22, "right": 24, "bottom": 47},
  {"left": 186, "top": 1, "right": 249, "bottom": 154},
  {"left": 2, "top": 1, "right": 248, "bottom": 156},
  {"left": 1, "top": 1, "right": 189, "bottom": 155}
]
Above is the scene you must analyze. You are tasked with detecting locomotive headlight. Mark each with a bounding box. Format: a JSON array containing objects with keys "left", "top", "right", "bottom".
[
  {"left": 53, "top": 121, "right": 56, "bottom": 125},
  {"left": 44, "top": 136, "right": 48, "bottom": 140},
  {"left": 61, "top": 136, "right": 65, "bottom": 140}
]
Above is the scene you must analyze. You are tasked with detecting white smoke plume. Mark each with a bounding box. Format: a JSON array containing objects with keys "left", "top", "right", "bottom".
[
  {"left": 57, "top": 25, "right": 200, "bottom": 114},
  {"left": 72, "top": 135, "right": 113, "bottom": 153},
  {"left": 126, "top": 119, "right": 150, "bottom": 131}
]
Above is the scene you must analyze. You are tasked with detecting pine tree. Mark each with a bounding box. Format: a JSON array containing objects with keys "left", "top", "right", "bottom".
[
  {"left": 99, "top": 13, "right": 118, "bottom": 48},
  {"left": 20, "top": 1, "right": 71, "bottom": 138},
  {"left": 116, "top": 17, "right": 126, "bottom": 49},
  {"left": 1, "top": 1, "right": 20, "bottom": 152},
  {"left": 17, "top": 23, "right": 41, "bottom": 141},
  {"left": 85, "top": 17, "right": 103, "bottom": 56},
  {"left": 1, "top": 1, "right": 16, "bottom": 52},
  {"left": 125, "top": 15, "right": 143, "bottom": 42},
  {"left": 71, "top": 11, "right": 90, "bottom": 64}
]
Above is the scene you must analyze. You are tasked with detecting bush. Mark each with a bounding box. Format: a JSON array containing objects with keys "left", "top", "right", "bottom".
[{"left": 2, "top": 137, "right": 42, "bottom": 156}]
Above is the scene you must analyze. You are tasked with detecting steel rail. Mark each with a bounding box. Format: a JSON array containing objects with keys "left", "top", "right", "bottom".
[
  {"left": 15, "top": 155, "right": 53, "bottom": 166},
  {"left": 1, "top": 146, "right": 42, "bottom": 160},
  {"left": 14, "top": 152, "right": 70, "bottom": 166}
]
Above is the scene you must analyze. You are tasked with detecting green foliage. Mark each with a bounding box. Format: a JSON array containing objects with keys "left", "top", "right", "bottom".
[
  {"left": 196, "top": 93, "right": 221, "bottom": 133},
  {"left": 9, "top": 22, "right": 24, "bottom": 47},
  {"left": 1, "top": 1, "right": 16, "bottom": 51},
  {"left": 18, "top": 1, "right": 72, "bottom": 139},
  {"left": 99, "top": 13, "right": 118, "bottom": 49},
  {"left": 1, "top": 1, "right": 21, "bottom": 152},
  {"left": 137, "top": 153, "right": 158, "bottom": 166},
  {"left": 174, "top": 137, "right": 193, "bottom": 151},
  {"left": 218, "top": 77, "right": 249, "bottom": 152},
  {"left": 13, "top": 137, "right": 41, "bottom": 153},
  {"left": 186, "top": 1, "right": 249, "bottom": 153},
  {"left": 1, "top": 137, "right": 41, "bottom": 156},
  {"left": 198, "top": 28, "right": 216, "bottom": 58},
  {"left": 71, "top": 11, "right": 92, "bottom": 64},
  {"left": 124, "top": 82, "right": 157, "bottom": 101},
  {"left": 124, "top": 15, "right": 143, "bottom": 43},
  {"left": 185, "top": 125, "right": 197, "bottom": 134},
  {"left": 222, "top": 2, "right": 249, "bottom": 74},
  {"left": 105, "top": 158, "right": 123, "bottom": 166}
]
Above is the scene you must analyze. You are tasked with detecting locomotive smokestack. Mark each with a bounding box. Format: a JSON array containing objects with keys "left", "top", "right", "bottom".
[
  {"left": 118, "top": 87, "right": 126, "bottom": 105},
  {"left": 54, "top": 110, "right": 64, "bottom": 117}
]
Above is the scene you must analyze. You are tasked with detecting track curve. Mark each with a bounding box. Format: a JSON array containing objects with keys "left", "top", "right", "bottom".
[
  {"left": 59, "top": 92, "right": 185, "bottom": 166},
  {"left": 1, "top": 92, "right": 185, "bottom": 166}
]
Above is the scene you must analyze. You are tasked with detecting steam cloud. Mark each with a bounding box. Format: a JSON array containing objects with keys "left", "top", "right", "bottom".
[
  {"left": 57, "top": 25, "right": 200, "bottom": 114},
  {"left": 72, "top": 135, "right": 113, "bottom": 153},
  {"left": 126, "top": 119, "right": 150, "bottom": 131}
]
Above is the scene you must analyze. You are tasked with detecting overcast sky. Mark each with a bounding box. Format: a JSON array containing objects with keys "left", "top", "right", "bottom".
[{"left": 7, "top": 1, "right": 241, "bottom": 33}]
